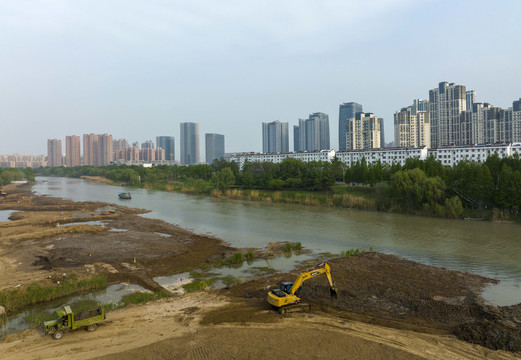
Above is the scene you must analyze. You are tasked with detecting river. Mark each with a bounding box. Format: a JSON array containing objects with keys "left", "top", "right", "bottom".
[{"left": 32, "top": 177, "right": 521, "bottom": 306}]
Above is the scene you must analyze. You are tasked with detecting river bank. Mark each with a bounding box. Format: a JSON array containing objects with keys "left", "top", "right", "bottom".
[
  {"left": 80, "top": 175, "right": 510, "bottom": 223},
  {"left": 1, "top": 183, "right": 521, "bottom": 357}
]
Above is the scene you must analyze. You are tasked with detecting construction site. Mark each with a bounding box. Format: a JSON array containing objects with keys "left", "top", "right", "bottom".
[{"left": 1, "top": 183, "right": 520, "bottom": 360}]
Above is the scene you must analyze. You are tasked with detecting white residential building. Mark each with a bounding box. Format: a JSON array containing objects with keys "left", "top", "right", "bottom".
[
  {"left": 336, "top": 147, "right": 429, "bottom": 167},
  {"left": 430, "top": 143, "right": 515, "bottom": 167},
  {"left": 229, "top": 144, "right": 521, "bottom": 170},
  {"left": 229, "top": 150, "right": 336, "bottom": 170}
]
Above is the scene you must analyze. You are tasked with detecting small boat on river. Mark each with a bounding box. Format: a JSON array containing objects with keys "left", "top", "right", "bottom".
[{"left": 118, "top": 192, "right": 131, "bottom": 199}]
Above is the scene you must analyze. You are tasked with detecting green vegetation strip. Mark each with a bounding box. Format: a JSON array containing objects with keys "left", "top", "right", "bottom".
[
  {"left": 340, "top": 247, "right": 373, "bottom": 257},
  {"left": 0, "top": 275, "right": 107, "bottom": 314},
  {"left": 37, "top": 152, "right": 521, "bottom": 220}
]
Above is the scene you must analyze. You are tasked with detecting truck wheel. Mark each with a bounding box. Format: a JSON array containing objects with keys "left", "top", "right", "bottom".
[
  {"left": 53, "top": 331, "right": 63, "bottom": 340},
  {"left": 87, "top": 324, "right": 97, "bottom": 332}
]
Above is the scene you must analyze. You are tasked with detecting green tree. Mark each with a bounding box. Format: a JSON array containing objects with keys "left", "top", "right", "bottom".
[
  {"left": 212, "top": 168, "right": 235, "bottom": 193},
  {"left": 444, "top": 196, "right": 463, "bottom": 218}
]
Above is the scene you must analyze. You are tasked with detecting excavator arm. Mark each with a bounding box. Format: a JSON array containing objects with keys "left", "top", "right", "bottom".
[{"left": 288, "top": 262, "right": 336, "bottom": 296}]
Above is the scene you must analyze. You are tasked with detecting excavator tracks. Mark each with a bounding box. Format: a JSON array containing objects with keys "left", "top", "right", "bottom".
[{"left": 278, "top": 303, "right": 310, "bottom": 314}]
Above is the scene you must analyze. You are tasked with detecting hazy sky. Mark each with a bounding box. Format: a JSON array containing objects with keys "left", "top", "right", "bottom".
[{"left": 1, "top": 0, "right": 520, "bottom": 158}]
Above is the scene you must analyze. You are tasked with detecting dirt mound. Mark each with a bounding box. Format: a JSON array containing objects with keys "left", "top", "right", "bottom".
[
  {"left": 454, "top": 303, "right": 521, "bottom": 352},
  {"left": 222, "top": 252, "right": 521, "bottom": 353}
]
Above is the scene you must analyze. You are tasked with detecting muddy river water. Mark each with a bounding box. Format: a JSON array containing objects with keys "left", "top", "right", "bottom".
[{"left": 32, "top": 177, "right": 521, "bottom": 306}]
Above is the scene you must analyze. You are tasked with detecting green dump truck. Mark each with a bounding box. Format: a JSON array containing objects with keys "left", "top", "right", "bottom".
[{"left": 44, "top": 304, "right": 106, "bottom": 340}]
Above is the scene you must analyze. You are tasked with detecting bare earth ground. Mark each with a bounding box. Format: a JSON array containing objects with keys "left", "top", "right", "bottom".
[
  {"left": 0, "top": 184, "right": 235, "bottom": 292},
  {"left": 1, "top": 183, "right": 521, "bottom": 359},
  {"left": 1, "top": 292, "right": 518, "bottom": 360}
]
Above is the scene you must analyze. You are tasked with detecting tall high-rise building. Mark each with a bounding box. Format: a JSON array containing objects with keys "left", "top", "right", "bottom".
[
  {"left": 394, "top": 100, "right": 430, "bottom": 148},
  {"left": 466, "top": 90, "right": 476, "bottom": 112},
  {"left": 205, "top": 133, "right": 225, "bottom": 164},
  {"left": 429, "top": 82, "right": 467, "bottom": 148},
  {"left": 83, "top": 134, "right": 99, "bottom": 166},
  {"left": 293, "top": 125, "right": 300, "bottom": 152},
  {"left": 262, "top": 120, "right": 289, "bottom": 153},
  {"left": 141, "top": 140, "right": 155, "bottom": 149},
  {"left": 180, "top": 122, "right": 200, "bottom": 165},
  {"left": 113, "top": 139, "right": 130, "bottom": 162},
  {"left": 140, "top": 147, "right": 164, "bottom": 162},
  {"left": 82, "top": 133, "right": 113, "bottom": 166},
  {"left": 346, "top": 112, "right": 382, "bottom": 150},
  {"left": 294, "top": 113, "right": 330, "bottom": 151},
  {"left": 126, "top": 145, "right": 140, "bottom": 163},
  {"left": 65, "top": 135, "right": 81, "bottom": 167},
  {"left": 98, "top": 134, "right": 113, "bottom": 165},
  {"left": 113, "top": 139, "right": 129, "bottom": 151},
  {"left": 457, "top": 95, "right": 521, "bottom": 145},
  {"left": 379, "top": 118, "right": 386, "bottom": 148},
  {"left": 156, "top": 136, "right": 175, "bottom": 162},
  {"left": 339, "top": 102, "right": 363, "bottom": 150},
  {"left": 47, "top": 139, "right": 62, "bottom": 167},
  {"left": 513, "top": 99, "right": 521, "bottom": 143}
]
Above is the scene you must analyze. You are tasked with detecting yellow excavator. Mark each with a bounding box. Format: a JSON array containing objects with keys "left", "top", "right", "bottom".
[{"left": 267, "top": 262, "right": 337, "bottom": 313}]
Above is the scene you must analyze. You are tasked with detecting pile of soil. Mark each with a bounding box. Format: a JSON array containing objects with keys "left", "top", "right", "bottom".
[{"left": 222, "top": 252, "right": 521, "bottom": 352}]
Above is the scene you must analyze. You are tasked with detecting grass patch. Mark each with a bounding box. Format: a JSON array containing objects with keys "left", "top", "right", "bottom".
[
  {"left": 213, "top": 252, "right": 245, "bottom": 267},
  {"left": 0, "top": 275, "right": 107, "bottom": 315},
  {"left": 340, "top": 247, "right": 373, "bottom": 257},
  {"left": 219, "top": 275, "right": 242, "bottom": 286},
  {"left": 182, "top": 278, "right": 216, "bottom": 293}
]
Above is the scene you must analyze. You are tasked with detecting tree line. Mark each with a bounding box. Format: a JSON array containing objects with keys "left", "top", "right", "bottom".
[
  {"left": 0, "top": 168, "right": 35, "bottom": 186},
  {"left": 34, "top": 153, "right": 521, "bottom": 215}
]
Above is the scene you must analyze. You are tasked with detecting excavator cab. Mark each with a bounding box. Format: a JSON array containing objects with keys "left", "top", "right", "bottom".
[{"left": 280, "top": 281, "right": 293, "bottom": 293}]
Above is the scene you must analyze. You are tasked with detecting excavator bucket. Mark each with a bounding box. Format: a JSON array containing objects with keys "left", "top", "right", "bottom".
[{"left": 330, "top": 287, "right": 338, "bottom": 299}]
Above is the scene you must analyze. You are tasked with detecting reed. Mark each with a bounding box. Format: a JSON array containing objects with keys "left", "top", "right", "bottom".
[
  {"left": 0, "top": 275, "right": 107, "bottom": 314},
  {"left": 246, "top": 250, "right": 255, "bottom": 260}
]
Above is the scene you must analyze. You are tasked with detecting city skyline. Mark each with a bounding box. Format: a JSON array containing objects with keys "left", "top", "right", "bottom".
[
  {"left": 13, "top": 81, "right": 521, "bottom": 161},
  {"left": 1, "top": 1, "right": 521, "bottom": 156}
]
